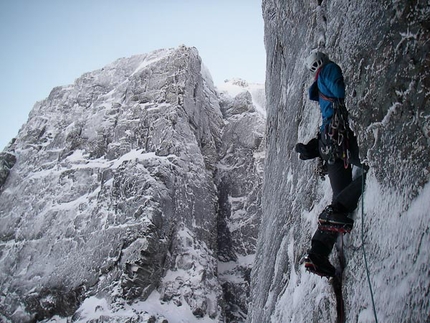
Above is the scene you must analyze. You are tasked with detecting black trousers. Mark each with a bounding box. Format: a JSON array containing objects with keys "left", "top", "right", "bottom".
[{"left": 311, "top": 159, "right": 365, "bottom": 257}]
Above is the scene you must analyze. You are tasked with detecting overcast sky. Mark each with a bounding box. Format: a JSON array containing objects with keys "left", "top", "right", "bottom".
[{"left": 0, "top": 0, "right": 265, "bottom": 149}]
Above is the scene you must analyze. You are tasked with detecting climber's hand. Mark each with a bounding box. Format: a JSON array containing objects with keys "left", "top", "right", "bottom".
[{"left": 295, "top": 137, "right": 320, "bottom": 160}]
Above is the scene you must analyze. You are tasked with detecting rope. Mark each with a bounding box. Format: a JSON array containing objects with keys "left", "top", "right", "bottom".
[{"left": 361, "top": 171, "right": 378, "bottom": 322}]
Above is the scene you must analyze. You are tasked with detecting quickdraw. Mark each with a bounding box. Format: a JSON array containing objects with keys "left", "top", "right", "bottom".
[
  {"left": 330, "top": 100, "right": 350, "bottom": 168},
  {"left": 320, "top": 94, "right": 351, "bottom": 168}
]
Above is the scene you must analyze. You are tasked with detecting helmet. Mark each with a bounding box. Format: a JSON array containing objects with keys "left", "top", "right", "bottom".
[{"left": 305, "top": 52, "right": 329, "bottom": 73}]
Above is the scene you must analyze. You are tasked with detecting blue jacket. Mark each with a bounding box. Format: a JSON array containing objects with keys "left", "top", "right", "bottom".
[{"left": 309, "top": 62, "right": 345, "bottom": 130}]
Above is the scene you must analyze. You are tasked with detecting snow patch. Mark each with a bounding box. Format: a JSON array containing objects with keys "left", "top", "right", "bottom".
[
  {"left": 217, "top": 78, "right": 266, "bottom": 117},
  {"left": 131, "top": 49, "right": 174, "bottom": 76}
]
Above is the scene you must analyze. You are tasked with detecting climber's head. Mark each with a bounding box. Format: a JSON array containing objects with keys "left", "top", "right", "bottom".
[{"left": 305, "top": 51, "right": 329, "bottom": 73}]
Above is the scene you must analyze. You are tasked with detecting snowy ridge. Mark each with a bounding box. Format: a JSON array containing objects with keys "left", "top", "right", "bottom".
[{"left": 130, "top": 48, "right": 175, "bottom": 76}]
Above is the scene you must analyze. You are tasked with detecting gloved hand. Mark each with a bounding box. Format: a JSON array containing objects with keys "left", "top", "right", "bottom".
[{"left": 295, "top": 137, "right": 320, "bottom": 160}]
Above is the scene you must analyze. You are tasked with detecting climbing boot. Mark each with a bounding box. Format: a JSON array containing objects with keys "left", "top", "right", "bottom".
[
  {"left": 304, "top": 252, "right": 336, "bottom": 277},
  {"left": 318, "top": 205, "right": 353, "bottom": 233}
]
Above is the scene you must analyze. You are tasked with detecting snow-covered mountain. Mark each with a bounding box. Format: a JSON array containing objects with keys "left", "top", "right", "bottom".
[
  {"left": 248, "top": 1, "right": 430, "bottom": 323},
  {"left": 0, "top": 46, "right": 265, "bottom": 323},
  {"left": 3, "top": 1, "right": 428, "bottom": 322}
]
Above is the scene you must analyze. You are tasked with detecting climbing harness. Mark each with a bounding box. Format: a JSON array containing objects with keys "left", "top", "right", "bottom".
[{"left": 320, "top": 98, "right": 351, "bottom": 168}]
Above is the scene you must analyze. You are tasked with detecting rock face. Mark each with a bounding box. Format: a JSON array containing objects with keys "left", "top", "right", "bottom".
[
  {"left": 0, "top": 152, "right": 16, "bottom": 188},
  {"left": 0, "top": 46, "right": 265, "bottom": 323},
  {"left": 248, "top": 1, "right": 430, "bottom": 323},
  {"left": 216, "top": 79, "right": 266, "bottom": 322}
]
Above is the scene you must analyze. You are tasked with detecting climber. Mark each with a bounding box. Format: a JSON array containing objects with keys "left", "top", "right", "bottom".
[{"left": 295, "top": 51, "right": 367, "bottom": 277}]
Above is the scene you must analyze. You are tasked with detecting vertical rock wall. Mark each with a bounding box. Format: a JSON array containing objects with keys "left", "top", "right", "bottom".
[{"left": 249, "top": 1, "right": 430, "bottom": 322}]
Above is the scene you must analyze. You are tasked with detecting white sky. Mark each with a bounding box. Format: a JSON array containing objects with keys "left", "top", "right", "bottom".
[{"left": 0, "top": 0, "right": 265, "bottom": 149}]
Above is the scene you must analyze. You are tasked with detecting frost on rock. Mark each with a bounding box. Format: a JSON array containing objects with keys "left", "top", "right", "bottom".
[
  {"left": 215, "top": 79, "right": 266, "bottom": 322},
  {"left": 0, "top": 46, "right": 265, "bottom": 323},
  {"left": 0, "top": 152, "right": 16, "bottom": 188},
  {"left": 248, "top": 1, "right": 430, "bottom": 323}
]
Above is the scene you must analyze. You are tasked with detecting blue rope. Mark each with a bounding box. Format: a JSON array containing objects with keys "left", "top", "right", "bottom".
[{"left": 361, "top": 171, "right": 378, "bottom": 322}]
